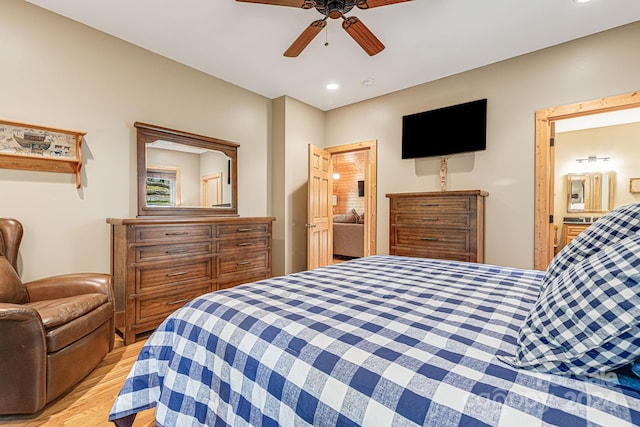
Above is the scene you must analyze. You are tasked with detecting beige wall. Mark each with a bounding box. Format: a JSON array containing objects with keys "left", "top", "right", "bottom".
[
  {"left": 271, "top": 97, "right": 325, "bottom": 275},
  {"left": 324, "top": 22, "right": 640, "bottom": 269},
  {"left": 1, "top": 0, "right": 271, "bottom": 281}
]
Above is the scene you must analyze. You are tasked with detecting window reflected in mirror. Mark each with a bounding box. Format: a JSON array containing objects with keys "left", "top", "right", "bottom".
[{"left": 146, "top": 165, "right": 180, "bottom": 207}]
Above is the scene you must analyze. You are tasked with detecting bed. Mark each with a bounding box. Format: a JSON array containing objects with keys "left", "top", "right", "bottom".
[{"left": 109, "top": 204, "right": 640, "bottom": 427}]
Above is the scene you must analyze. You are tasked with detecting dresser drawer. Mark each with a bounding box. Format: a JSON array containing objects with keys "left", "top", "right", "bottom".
[
  {"left": 135, "top": 284, "right": 210, "bottom": 325},
  {"left": 216, "top": 236, "right": 270, "bottom": 253},
  {"left": 216, "top": 223, "right": 270, "bottom": 239},
  {"left": 135, "top": 225, "right": 212, "bottom": 243},
  {"left": 135, "top": 241, "right": 212, "bottom": 262},
  {"left": 218, "top": 271, "right": 270, "bottom": 291},
  {"left": 136, "top": 257, "right": 213, "bottom": 292},
  {"left": 394, "top": 227, "right": 470, "bottom": 252},
  {"left": 392, "top": 196, "right": 472, "bottom": 213},
  {"left": 218, "top": 251, "right": 269, "bottom": 275},
  {"left": 393, "top": 212, "right": 472, "bottom": 227},
  {"left": 392, "top": 246, "right": 473, "bottom": 263}
]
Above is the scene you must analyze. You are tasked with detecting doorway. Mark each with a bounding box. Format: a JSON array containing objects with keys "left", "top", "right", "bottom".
[
  {"left": 306, "top": 140, "right": 377, "bottom": 270},
  {"left": 534, "top": 91, "right": 640, "bottom": 270},
  {"left": 327, "top": 140, "right": 377, "bottom": 263}
]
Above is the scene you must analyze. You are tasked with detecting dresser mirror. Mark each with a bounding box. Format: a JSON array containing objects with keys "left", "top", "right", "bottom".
[
  {"left": 566, "top": 171, "right": 615, "bottom": 213},
  {"left": 136, "top": 122, "right": 238, "bottom": 217}
]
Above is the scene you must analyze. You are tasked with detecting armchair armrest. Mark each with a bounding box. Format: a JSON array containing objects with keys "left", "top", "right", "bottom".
[
  {"left": 25, "top": 273, "right": 113, "bottom": 303},
  {"left": 0, "top": 303, "right": 47, "bottom": 414}
]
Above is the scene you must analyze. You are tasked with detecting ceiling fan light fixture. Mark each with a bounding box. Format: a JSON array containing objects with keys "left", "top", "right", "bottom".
[{"left": 237, "top": 0, "right": 412, "bottom": 57}]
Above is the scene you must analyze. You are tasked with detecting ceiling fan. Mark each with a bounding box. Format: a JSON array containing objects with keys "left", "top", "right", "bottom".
[{"left": 236, "top": 0, "right": 412, "bottom": 57}]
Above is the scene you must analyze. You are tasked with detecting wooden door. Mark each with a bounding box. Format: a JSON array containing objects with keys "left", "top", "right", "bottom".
[{"left": 307, "top": 144, "right": 332, "bottom": 270}]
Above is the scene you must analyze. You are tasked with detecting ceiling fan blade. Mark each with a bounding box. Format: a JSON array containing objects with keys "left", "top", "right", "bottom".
[
  {"left": 342, "top": 16, "right": 385, "bottom": 56},
  {"left": 355, "top": 0, "right": 412, "bottom": 9},
  {"left": 235, "top": 0, "right": 312, "bottom": 8},
  {"left": 284, "top": 20, "right": 326, "bottom": 57}
]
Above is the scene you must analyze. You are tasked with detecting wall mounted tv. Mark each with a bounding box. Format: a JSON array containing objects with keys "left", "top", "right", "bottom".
[{"left": 402, "top": 98, "right": 487, "bottom": 159}]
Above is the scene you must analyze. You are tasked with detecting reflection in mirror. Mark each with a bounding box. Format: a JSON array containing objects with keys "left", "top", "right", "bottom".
[
  {"left": 146, "top": 141, "right": 231, "bottom": 208},
  {"left": 136, "top": 122, "right": 238, "bottom": 217},
  {"left": 146, "top": 164, "right": 181, "bottom": 207},
  {"left": 567, "top": 174, "right": 590, "bottom": 212},
  {"left": 566, "top": 171, "right": 615, "bottom": 213}
]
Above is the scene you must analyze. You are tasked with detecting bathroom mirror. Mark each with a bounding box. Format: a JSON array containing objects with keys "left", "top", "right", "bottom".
[
  {"left": 566, "top": 171, "right": 615, "bottom": 213},
  {"left": 136, "top": 122, "right": 238, "bottom": 217}
]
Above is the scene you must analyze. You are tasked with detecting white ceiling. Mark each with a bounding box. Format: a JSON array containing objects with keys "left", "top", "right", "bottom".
[
  {"left": 25, "top": 0, "right": 640, "bottom": 111},
  {"left": 556, "top": 107, "right": 640, "bottom": 133}
]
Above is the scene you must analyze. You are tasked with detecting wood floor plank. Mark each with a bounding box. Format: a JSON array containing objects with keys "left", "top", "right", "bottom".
[{"left": 0, "top": 337, "right": 156, "bottom": 427}]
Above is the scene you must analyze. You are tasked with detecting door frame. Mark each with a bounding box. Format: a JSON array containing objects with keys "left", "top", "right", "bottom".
[
  {"left": 201, "top": 172, "right": 222, "bottom": 207},
  {"left": 534, "top": 90, "right": 640, "bottom": 270},
  {"left": 326, "top": 140, "right": 378, "bottom": 257}
]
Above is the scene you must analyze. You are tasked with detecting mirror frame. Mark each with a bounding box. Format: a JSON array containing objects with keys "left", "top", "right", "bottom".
[{"left": 136, "top": 122, "right": 238, "bottom": 217}]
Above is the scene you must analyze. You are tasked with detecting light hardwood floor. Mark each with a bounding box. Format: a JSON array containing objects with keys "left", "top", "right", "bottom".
[{"left": 0, "top": 336, "right": 155, "bottom": 427}]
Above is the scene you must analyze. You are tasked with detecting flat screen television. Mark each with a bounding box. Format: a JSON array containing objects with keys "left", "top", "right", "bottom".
[{"left": 402, "top": 98, "right": 487, "bottom": 159}]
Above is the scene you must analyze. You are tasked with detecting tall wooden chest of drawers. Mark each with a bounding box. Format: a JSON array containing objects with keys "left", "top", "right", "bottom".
[
  {"left": 386, "top": 190, "right": 488, "bottom": 263},
  {"left": 107, "top": 216, "right": 274, "bottom": 345}
]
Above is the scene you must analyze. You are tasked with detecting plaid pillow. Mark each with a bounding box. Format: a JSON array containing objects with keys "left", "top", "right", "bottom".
[
  {"left": 501, "top": 232, "right": 640, "bottom": 375},
  {"left": 541, "top": 203, "right": 640, "bottom": 293}
]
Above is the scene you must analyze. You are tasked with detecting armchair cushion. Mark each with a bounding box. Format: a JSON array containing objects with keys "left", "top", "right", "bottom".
[
  {"left": 0, "top": 256, "right": 28, "bottom": 304},
  {"left": 26, "top": 293, "right": 108, "bottom": 330}
]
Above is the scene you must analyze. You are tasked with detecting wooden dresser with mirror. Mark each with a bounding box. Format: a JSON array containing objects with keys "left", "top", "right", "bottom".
[{"left": 108, "top": 122, "right": 273, "bottom": 345}]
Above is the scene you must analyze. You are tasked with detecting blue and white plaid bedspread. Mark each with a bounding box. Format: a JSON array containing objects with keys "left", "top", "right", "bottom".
[{"left": 109, "top": 256, "right": 640, "bottom": 426}]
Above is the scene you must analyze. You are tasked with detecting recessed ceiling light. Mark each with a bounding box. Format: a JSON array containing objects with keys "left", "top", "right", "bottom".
[
  {"left": 574, "top": 0, "right": 591, "bottom": 3},
  {"left": 326, "top": 83, "right": 339, "bottom": 90}
]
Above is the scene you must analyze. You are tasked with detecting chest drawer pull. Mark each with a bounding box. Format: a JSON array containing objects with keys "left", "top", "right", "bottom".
[
  {"left": 420, "top": 203, "right": 439, "bottom": 207},
  {"left": 166, "top": 271, "right": 188, "bottom": 277},
  {"left": 165, "top": 232, "right": 189, "bottom": 236},
  {"left": 237, "top": 242, "right": 253, "bottom": 247},
  {"left": 420, "top": 237, "right": 439, "bottom": 241},
  {"left": 237, "top": 261, "right": 251, "bottom": 265},
  {"left": 237, "top": 228, "right": 255, "bottom": 232},
  {"left": 165, "top": 249, "right": 189, "bottom": 254},
  {"left": 421, "top": 217, "right": 439, "bottom": 222},
  {"left": 167, "top": 298, "right": 189, "bottom": 306}
]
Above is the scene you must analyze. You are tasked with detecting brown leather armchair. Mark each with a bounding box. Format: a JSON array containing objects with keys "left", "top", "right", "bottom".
[{"left": 0, "top": 218, "right": 114, "bottom": 414}]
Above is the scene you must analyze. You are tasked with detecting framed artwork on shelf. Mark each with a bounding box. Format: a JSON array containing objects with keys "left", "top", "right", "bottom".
[
  {"left": 630, "top": 178, "right": 640, "bottom": 194},
  {"left": 0, "top": 119, "right": 85, "bottom": 188}
]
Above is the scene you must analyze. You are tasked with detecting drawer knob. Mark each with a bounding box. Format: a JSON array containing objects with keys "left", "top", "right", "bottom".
[
  {"left": 420, "top": 237, "right": 439, "bottom": 241},
  {"left": 420, "top": 203, "right": 439, "bottom": 207},
  {"left": 165, "top": 249, "right": 189, "bottom": 254},
  {"left": 237, "top": 261, "right": 251, "bottom": 265},
  {"left": 165, "top": 232, "right": 189, "bottom": 236},
  {"left": 166, "top": 271, "right": 188, "bottom": 277},
  {"left": 167, "top": 298, "right": 189, "bottom": 305},
  {"left": 237, "top": 242, "right": 253, "bottom": 247},
  {"left": 421, "top": 217, "right": 439, "bottom": 222},
  {"left": 237, "top": 228, "right": 254, "bottom": 232}
]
